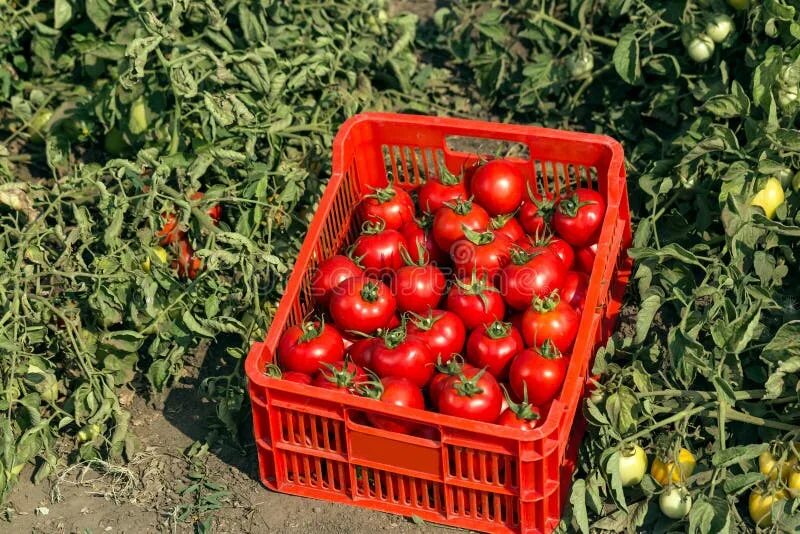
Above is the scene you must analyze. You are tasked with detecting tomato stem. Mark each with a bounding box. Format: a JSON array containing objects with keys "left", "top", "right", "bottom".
[
  {"left": 462, "top": 225, "right": 495, "bottom": 245},
  {"left": 438, "top": 166, "right": 463, "bottom": 186},
  {"left": 485, "top": 320, "right": 512, "bottom": 339},
  {"left": 557, "top": 192, "right": 596, "bottom": 218},
  {"left": 365, "top": 184, "right": 398, "bottom": 204},
  {"left": 361, "top": 219, "right": 386, "bottom": 235},
  {"left": 360, "top": 281, "right": 380, "bottom": 303},
  {"left": 453, "top": 368, "right": 486, "bottom": 397},
  {"left": 443, "top": 197, "right": 474, "bottom": 216},
  {"left": 531, "top": 290, "right": 561, "bottom": 313}
]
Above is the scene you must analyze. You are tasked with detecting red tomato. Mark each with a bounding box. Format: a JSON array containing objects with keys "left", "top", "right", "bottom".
[
  {"left": 359, "top": 184, "right": 415, "bottom": 230},
  {"left": 407, "top": 309, "right": 467, "bottom": 359},
  {"left": 352, "top": 221, "right": 406, "bottom": 278},
  {"left": 490, "top": 213, "right": 525, "bottom": 243},
  {"left": 174, "top": 238, "right": 201, "bottom": 279},
  {"left": 312, "top": 360, "right": 368, "bottom": 393},
  {"left": 499, "top": 247, "right": 565, "bottom": 311},
  {"left": 277, "top": 319, "right": 345, "bottom": 374},
  {"left": 508, "top": 341, "right": 569, "bottom": 406},
  {"left": 190, "top": 191, "right": 222, "bottom": 223},
  {"left": 432, "top": 198, "right": 490, "bottom": 253},
  {"left": 446, "top": 272, "right": 506, "bottom": 330},
  {"left": 265, "top": 364, "right": 313, "bottom": 385},
  {"left": 363, "top": 376, "right": 425, "bottom": 435},
  {"left": 429, "top": 356, "right": 477, "bottom": 409},
  {"left": 520, "top": 292, "right": 579, "bottom": 353},
  {"left": 451, "top": 228, "right": 512, "bottom": 279},
  {"left": 392, "top": 248, "right": 446, "bottom": 314},
  {"left": 329, "top": 276, "right": 396, "bottom": 334},
  {"left": 496, "top": 387, "right": 541, "bottom": 431},
  {"left": 524, "top": 233, "right": 575, "bottom": 270},
  {"left": 465, "top": 320, "right": 524, "bottom": 380},
  {"left": 551, "top": 188, "right": 606, "bottom": 247},
  {"left": 311, "top": 255, "right": 363, "bottom": 307},
  {"left": 518, "top": 187, "right": 554, "bottom": 235},
  {"left": 399, "top": 215, "right": 448, "bottom": 265},
  {"left": 158, "top": 212, "right": 184, "bottom": 245},
  {"left": 438, "top": 368, "right": 503, "bottom": 423},
  {"left": 346, "top": 337, "right": 379, "bottom": 368},
  {"left": 371, "top": 325, "right": 436, "bottom": 387},
  {"left": 470, "top": 160, "right": 525, "bottom": 215},
  {"left": 575, "top": 243, "right": 597, "bottom": 274},
  {"left": 418, "top": 167, "right": 468, "bottom": 213},
  {"left": 561, "top": 271, "right": 589, "bottom": 313}
]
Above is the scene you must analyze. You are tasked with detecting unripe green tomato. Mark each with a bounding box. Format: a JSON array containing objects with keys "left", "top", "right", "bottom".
[
  {"left": 660, "top": 486, "right": 692, "bottom": 519},
  {"left": 687, "top": 34, "right": 715, "bottom": 63},
  {"left": 727, "top": 0, "right": 749, "bottom": 10},
  {"left": 706, "top": 14, "right": 734, "bottom": 43},
  {"left": 567, "top": 52, "right": 594, "bottom": 78},
  {"left": 129, "top": 96, "right": 148, "bottom": 135},
  {"left": 104, "top": 127, "right": 129, "bottom": 155},
  {"left": 29, "top": 108, "right": 53, "bottom": 143},
  {"left": 619, "top": 445, "right": 649, "bottom": 487}
]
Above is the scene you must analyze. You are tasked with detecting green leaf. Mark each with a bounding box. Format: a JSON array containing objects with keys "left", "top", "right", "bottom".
[
  {"left": 634, "top": 293, "right": 662, "bottom": 344},
  {"left": 99, "top": 331, "right": 144, "bottom": 353},
  {"left": 613, "top": 27, "right": 640, "bottom": 85},
  {"left": 182, "top": 310, "right": 216, "bottom": 338},
  {"left": 85, "top": 0, "right": 113, "bottom": 31},
  {"left": 764, "top": 356, "right": 800, "bottom": 398},
  {"left": 712, "top": 443, "right": 768, "bottom": 468},
  {"left": 570, "top": 479, "right": 590, "bottom": 534},
  {"left": 761, "top": 321, "right": 800, "bottom": 363},
  {"left": 54, "top": 0, "right": 73, "bottom": 29},
  {"left": 723, "top": 472, "right": 763, "bottom": 494}
]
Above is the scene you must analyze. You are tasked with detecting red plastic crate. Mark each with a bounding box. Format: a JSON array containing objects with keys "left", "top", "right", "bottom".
[{"left": 244, "top": 113, "right": 632, "bottom": 534}]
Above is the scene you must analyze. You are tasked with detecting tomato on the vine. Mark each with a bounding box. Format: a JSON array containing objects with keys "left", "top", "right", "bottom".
[
  {"left": 352, "top": 220, "right": 406, "bottom": 277},
  {"left": 371, "top": 323, "right": 436, "bottom": 387},
  {"left": 418, "top": 167, "right": 468, "bottom": 213},
  {"left": 759, "top": 448, "right": 796, "bottom": 481},
  {"left": 432, "top": 198, "right": 490, "bottom": 252},
  {"left": 311, "top": 254, "right": 363, "bottom": 307},
  {"left": 277, "top": 318, "right": 345, "bottom": 375},
  {"left": 619, "top": 444, "right": 648, "bottom": 487},
  {"left": 329, "top": 276, "right": 396, "bottom": 333},
  {"left": 399, "top": 214, "right": 448, "bottom": 265},
  {"left": 470, "top": 160, "right": 525, "bottom": 215},
  {"left": 446, "top": 271, "right": 506, "bottom": 330},
  {"left": 450, "top": 227, "right": 512, "bottom": 279},
  {"left": 660, "top": 486, "right": 692, "bottom": 519},
  {"left": 359, "top": 184, "right": 415, "bottom": 230},
  {"left": 496, "top": 384, "right": 541, "bottom": 431},
  {"left": 174, "top": 238, "right": 201, "bottom": 279},
  {"left": 407, "top": 309, "right": 467, "bottom": 359},
  {"left": 158, "top": 212, "right": 184, "bottom": 245},
  {"left": 560, "top": 271, "right": 589, "bottom": 313},
  {"left": 508, "top": 340, "right": 569, "bottom": 406},
  {"left": 520, "top": 292, "right": 579, "bottom": 352},
  {"left": 392, "top": 243, "right": 447, "bottom": 314},
  {"left": 490, "top": 212, "right": 525, "bottom": 243},
  {"left": 465, "top": 320, "right": 524, "bottom": 379},
  {"left": 428, "top": 355, "right": 476, "bottom": 409},
  {"left": 651, "top": 447, "right": 696, "bottom": 485},
  {"left": 438, "top": 367, "right": 503, "bottom": 423},
  {"left": 749, "top": 488, "right": 787, "bottom": 528},
  {"left": 500, "top": 246, "right": 565, "bottom": 310},
  {"left": 751, "top": 177, "right": 785, "bottom": 220},
  {"left": 265, "top": 363, "right": 313, "bottom": 385},
  {"left": 190, "top": 191, "right": 222, "bottom": 223},
  {"left": 361, "top": 375, "right": 425, "bottom": 435},
  {"left": 551, "top": 188, "right": 606, "bottom": 247},
  {"left": 312, "top": 360, "right": 368, "bottom": 393}
]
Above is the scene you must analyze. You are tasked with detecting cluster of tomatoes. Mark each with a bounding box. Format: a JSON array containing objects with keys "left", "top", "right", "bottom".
[
  {"left": 272, "top": 158, "right": 606, "bottom": 435},
  {"left": 154, "top": 192, "right": 222, "bottom": 279}
]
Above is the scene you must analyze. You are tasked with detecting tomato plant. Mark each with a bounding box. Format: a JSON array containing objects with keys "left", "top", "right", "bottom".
[
  {"left": 277, "top": 318, "right": 345, "bottom": 375},
  {"left": 751, "top": 177, "right": 785, "bottom": 219},
  {"left": 329, "top": 276, "right": 396, "bottom": 334},
  {"left": 650, "top": 447, "right": 696, "bottom": 486},
  {"left": 748, "top": 488, "right": 788, "bottom": 528},
  {"left": 465, "top": 320, "right": 524, "bottom": 379},
  {"left": 438, "top": 367, "right": 503, "bottom": 423},
  {"left": 469, "top": 160, "right": 525, "bottom": 215},
  {"left": 659, "top": 486, "right": 692, "bottom": 519},
  {"left": 618, "top": 444, "right": 648, "bottom": 487},
  {"left": 508, "top": 340, "right": 569, "bottom": 406},
  {"left": 359, "top": 184, "right": 415, "bottom": 230}
]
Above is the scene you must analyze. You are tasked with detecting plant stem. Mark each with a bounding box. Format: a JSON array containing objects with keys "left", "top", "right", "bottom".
[
  {"left": 625, "top": 402, "right": 712, "bottom": 442},
  {"left": 530, "top": 12, "right": 619, "bottom": 48},
  {"left": 725, "top": 409, "right": 799, "bottom": 432}
]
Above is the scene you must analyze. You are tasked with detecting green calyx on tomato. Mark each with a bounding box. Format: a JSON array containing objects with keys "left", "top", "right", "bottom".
[
  {"left": 453, "top": 269, "right": 500, "bottom": 309},
  {"left": 382, "top": 320, "right": 409, "bottom": 349},
  {"left": 451, "top": 368, "right": 488, "bottom": 397},
  {"left": 318, "top": 358, "right": 360, "bottom": 388},
  {"left": 535, "top": 339, "right": 562, "bottom": 359},
  {"left": 265, "top": 363, "right": 283, "bottom": 378},
  {"left": 359, "top": 280, "right": 382, "bottom": 303},
  {"left": 484, "top": 320, "right": 513, "bottom": 340},
  {"left": 531, "top": 290, "right": 561, "bottom": 313},
  {"left": 438, "top": 166, "right": 463, "bottom": 186},
  {"left": 489, "top": 211, "right": 517, "bottom": 231},
  {"left": 355, "top": 370, "right": 385, "bottom": 400},
  {"left": 299, "top": 317, "right": 326, "bottom": 342},
  {"left": 556, "top": 193, "right": 597, "bottom": 218},
  {"left": 365, "top": 184, "right": 399, "bottom": 203},
  {"left": 360, "top": 218, "right": 387, "bottom": 235},
  {"left": 502, "top": 383, "right": 540, "bottom": 421},
  {"left": 461, "top": 225, "right": 496, "bottom": 245},
  {"left": 399, "top": 240, "right": 430, "bottom": 267},
  {"left": 443, "top": 197, "right": 475, "bottom": 216},
  {"left": 508, "top": 245, "right": 540, "bottom": 265},
  {"left": 434, "top": 353, "right": 468, "bottom": 374}
]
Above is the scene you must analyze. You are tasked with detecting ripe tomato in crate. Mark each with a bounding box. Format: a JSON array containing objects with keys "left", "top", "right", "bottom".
[{"left": 245, "top": 113, "right": 632, "bottom": 534}]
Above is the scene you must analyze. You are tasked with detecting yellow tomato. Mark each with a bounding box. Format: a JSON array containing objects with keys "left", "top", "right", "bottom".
[
  {"left": 749, "top": 489, "right": 788, "bottom": 528},
  {"left": 651, "top": 447, "right": 696, "bottom": 485},
  {"left": 142, "top": 246, "right": 168, "bottom": 272},
  {"left": 759, "top": 450, "right": 796, "bottom": 481},
  {"left": 788, "top": 468, "right": 800, "bottom": 497},
  {"left": 751, "top": 177, "right": 785, "bottom": 219}
]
